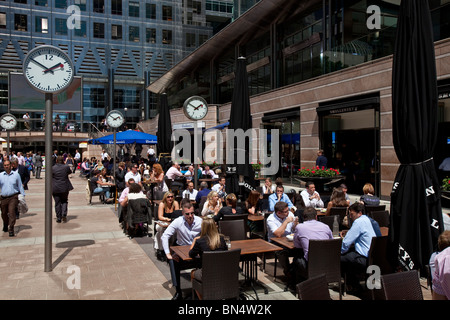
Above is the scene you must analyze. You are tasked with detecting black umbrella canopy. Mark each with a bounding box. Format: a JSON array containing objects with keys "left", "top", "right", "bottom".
[
  {"left": 226, "top": 57, "right": 256, "bottom": 196},
  {"left": 157, "top": 93, "right": 173, "bottom": 171},
  {"left": 390, "top": 0, "right": 444, "bottom": 271}
]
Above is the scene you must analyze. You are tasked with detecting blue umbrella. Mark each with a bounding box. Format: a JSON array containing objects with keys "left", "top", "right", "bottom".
[{"left": 89, "top": 130, "right": 157, "bottom": 145}]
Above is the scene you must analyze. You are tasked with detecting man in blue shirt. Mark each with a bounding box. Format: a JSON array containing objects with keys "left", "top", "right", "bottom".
[
  {"left": 340, "top": 202, "right": 376, "bottom": 292},
  {"left": 0, "top": 160, "right": 25, "bottom": 237},
  {"left": 268, "top": 185, "right": 295, "bottom": 212},
  {"left": 162, "top": 201, "right": 202, "bottom": 300},
  {"left": 195, "top": 181, "right": 211, "bottom": 204}
]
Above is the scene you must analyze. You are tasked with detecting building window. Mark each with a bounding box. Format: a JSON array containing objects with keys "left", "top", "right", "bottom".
[
  {"left": 0, "top": 13, "right": 6, "bottom": 29},
  {"left": 54, "top": 0, "right": 67, "bottom": 9},
  {"left": 35, "top": 16, "right": 48, "bottom": 33},
  {"left": 199, "top": 34, "right": 208, "bottom": 45},
  {"left": 111, "top": 0, "right": 122, "bottom": 15},
  {"left": 162, "top": 5, "right": 173, "bottom": 21},
  {"left": 129, "top": 1, "right": 139, "bottom": 17},
  {"left": 74, "top": 0, "right": 86, "bottom": 11},
  {"left": 35, "top": 0, "right": 47, "bottom": 6},
  {"left": 146, "top": 3, "right": 156, "bottom": 19},
  {"left": 129, "top": 26, "right": 140, "bottom": 42},
  {"left": 93, "top": 0, "right": 104, "bottom": 13},
  {"left": 93, "top": 22, "right": 104, "bottom": 38},
  {"left": 14, "top": 0, "right": 27, "bottom": 4},
  {"left": 112, "top": 24, "right": 122, "bottom": 40},
  {"left": 186, "top": 33, "right": 195, "bottom": 47},
  {"left": 14, "top": 14, "right": 27, "bottom": 31},
  {"left": 162, "top": 29, "right": 172, "bottom": 44},
  {"left": 74, "top": 20, "right": 86, "bottom": 37},
  {"left": 55, "top": 18, "right": 68, "bottom": 35},
  {"left": 146, "top": 28, "right": 156, "bottom": 43}
]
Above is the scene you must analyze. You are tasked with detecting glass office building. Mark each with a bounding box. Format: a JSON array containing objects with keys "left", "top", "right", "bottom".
[{"left": 0, "top": 0, "right": 233, "bottom": 133}]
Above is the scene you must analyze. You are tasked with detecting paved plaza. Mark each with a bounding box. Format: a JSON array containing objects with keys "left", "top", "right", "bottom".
[{"left": 0, "top": 172, "right": 433, "bottom": 301}]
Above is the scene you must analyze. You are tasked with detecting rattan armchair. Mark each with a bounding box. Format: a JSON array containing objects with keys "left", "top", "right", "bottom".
[
  {"left": 381, "top": 270, "right": 423, "bottom": 300},
  {"left": 191, "top": 249, "right": 242, "bottom": 300},
  {"left": 296, "top": 273, "right": 332, "bottom": 300}
]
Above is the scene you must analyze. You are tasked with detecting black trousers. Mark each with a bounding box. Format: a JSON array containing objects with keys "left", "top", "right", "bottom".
[
  {"left": 340, "top": 249, "right": 368, "bottom": 286},
  {"left": 53, "top": 191, "right": 70, "bottom": 219}
]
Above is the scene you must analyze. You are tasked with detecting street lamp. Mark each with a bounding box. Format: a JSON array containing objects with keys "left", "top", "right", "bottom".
[{"left": 124, "top": 107, "right": 128, "bottom": 130}]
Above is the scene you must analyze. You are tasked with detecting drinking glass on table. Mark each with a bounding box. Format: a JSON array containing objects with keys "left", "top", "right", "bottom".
[{"left": 224, "top": 236, "right": 231, "bottom": 249}]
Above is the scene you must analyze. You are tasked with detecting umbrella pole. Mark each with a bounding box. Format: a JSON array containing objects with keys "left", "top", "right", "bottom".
[
  {"left": 113, "top": 128, "right": 117, "bottom": 210},
  {"left": 194, "top": 120, "right": 199, "bottom": 190}
]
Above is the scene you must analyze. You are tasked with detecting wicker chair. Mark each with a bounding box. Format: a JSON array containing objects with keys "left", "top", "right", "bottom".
[
  {"left": 307, "top": 238, "right": 344, "bottom": 299},
  {"left": 218, "top": 219, "right": 247, "bottom": 241},
  {"left": 296, "top": 274, "right": 332, "bottom": 300},
  {"left": 381, "top": 270, "right": 423, "bottom": 300},
  {"left": 364, "top": 205, "right": 386, "bottom": 216},
  {"left": 318, "top": 215, "right": 335, "bottom": 232},
  {"left": 328, "top": 207, "right": 348, "bottom": 230},
  {"left": 191, "top": 249, "right": 242, "bottom": 300},
  {"left": 368, "top": 210, "right": 390, "bottom": 227}
]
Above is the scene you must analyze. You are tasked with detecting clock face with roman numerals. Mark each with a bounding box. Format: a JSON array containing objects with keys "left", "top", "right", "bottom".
[{"left": 23, "top": 45, "right": 74, "bottom": 94}]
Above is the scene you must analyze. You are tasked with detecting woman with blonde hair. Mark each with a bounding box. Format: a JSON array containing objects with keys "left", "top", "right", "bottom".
[
  {"left": 262, "top": 178, "right": 276, "bottom": 194},
  {"left": 189, "top": 217, "right": 228, "bottom": 299},
  {"left": 201, "top": 191, "right": 222, "bottom": 216},
  {"left": 154, "top": 191, "right": 180, "bottom": 259}
]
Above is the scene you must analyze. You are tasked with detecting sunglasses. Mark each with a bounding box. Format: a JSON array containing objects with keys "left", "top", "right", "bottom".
[
  {"left": 184, "top": 212, "right": 195, "bottom": 216},
  {"left": 167, "top": 196, "right": 174, "bottom": 198}
]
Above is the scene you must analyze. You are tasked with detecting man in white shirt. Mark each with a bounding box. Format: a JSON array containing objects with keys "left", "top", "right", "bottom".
[
  {"left": 181, "top": 181, "right": 198, "bottom": 202},
  {"left": 166, "top": 162, "right": 184, "bottom": 180},
  {"left": 184, "top": 165, "right": 195, "bottom": 181},
  {"left": 266, "top": 201, "right": 298, "bottom": 279},
  {"left": 300, "top": 181, "right": 324, "bottom": 208},
  {"left": 211, "top": 176, "right": 227, "bottom": 199},
  {"left": 124, "top": 164, "right": 141, "bottom": 187},
  {"left": 74, "top": 150, "right": 81, "bottom": 173},
  {"left": 23, "top": 113, "right": 31, "bottom": 130},
  {"left": 202, "top": 165, "right": 215, "bottom": 178},
  {"left": 101, "top": 149, "right": 109, "bottom": 162}
]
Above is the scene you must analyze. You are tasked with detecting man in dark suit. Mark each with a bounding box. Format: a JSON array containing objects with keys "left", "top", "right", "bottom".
[{"left": 52, "top": 156, "right": 74, "bottom": 223}]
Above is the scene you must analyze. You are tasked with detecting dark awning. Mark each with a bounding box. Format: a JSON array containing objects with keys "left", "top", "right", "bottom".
[{"left": 146, "top": 0, "right": 322, "bottom": 94}]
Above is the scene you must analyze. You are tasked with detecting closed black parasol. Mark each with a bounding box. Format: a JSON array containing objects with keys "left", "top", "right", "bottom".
[
  {"left": 157, "top": 93, "right": 173, "bottom": 171},
  {"left": 390, "top": 0, "right": 444, "bottom": 272},
  {"left": 226, "top": 57, "right": 257, "bottom": 198}
]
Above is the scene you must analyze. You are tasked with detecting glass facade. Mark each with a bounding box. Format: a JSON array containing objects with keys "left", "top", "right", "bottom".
[{"left": 0, "top": 0, "right": 223, "bottom": 132}]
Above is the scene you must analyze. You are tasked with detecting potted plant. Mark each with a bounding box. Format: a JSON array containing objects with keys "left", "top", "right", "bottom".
[
  {"left": 251, "top": 161, "right": 262, "bottom": 178},
  {"left": 297, "top": 166, "right": 341, "bottom": 178},
  {"left": 443, "top": 177, "right": 450, "bottom": 192}
]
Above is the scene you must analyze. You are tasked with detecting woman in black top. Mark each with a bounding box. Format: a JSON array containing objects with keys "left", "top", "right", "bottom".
[
  {"left": 213, "top": 193, "right": 243, "bottom": 222},
  {"left": 189, "top": 217, "right": 228, "bottom": 299}
]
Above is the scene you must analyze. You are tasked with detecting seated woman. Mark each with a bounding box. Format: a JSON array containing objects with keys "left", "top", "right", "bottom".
[
  {"left": 189, "top": 217, "right": 228, "bottom": 299},
  {"left": 154, "top": 191, "right": 180, "bottom": 260},
  {"left": 213, "top": 193, "right": 242, "bottom": 222},
  {"left": 262, "top": 178, "right": 276, "bottom": 195},
  {"left": 150, "top": 163, "right": 168, "bottom": 197},
  {"left": 201, "top": 191, "right": 222, "bottom": 217},
  {"left": 359, "top": 183, "right": 380, "bottom": 206},
  {"left": 245, "top": 190, "right": 265, "bottom": 232},
  {"left": 121, "top": 183, "right": 149, "bottom": 236},
  {"left": 326, "top": 187, "right": 349, "bottom": 215},
  {"left": 91, "top": 169, "right": 114, "bottom": 203}
]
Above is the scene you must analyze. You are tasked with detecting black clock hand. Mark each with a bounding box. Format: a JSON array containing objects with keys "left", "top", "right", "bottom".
[
  {"left": 30, "top": 58, "right": 54, "bottom": 74},
  {"left": 44, "top": 63, "right": 64, "bottom": 74}
]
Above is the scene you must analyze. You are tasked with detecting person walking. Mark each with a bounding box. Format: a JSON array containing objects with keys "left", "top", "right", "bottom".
[
  {"left": 34, "top": 152, "right": 43, "bottom": 179},
  {"left": 0, "top": 159, "right": 25, "bottom": 237},
  {"left": 52, "top": 156, "right": 74, "bottom": 223}
]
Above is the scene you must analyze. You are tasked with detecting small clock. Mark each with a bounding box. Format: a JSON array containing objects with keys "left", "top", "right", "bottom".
[
  {"left": 106, "top": 110, "right": 125, "bottom": 128},
  {"left": 0, "top": 113, "right": 18, "bottom": 130},
  {"left": 183, "top": 96, "right": 208, "bottom": 121},
  {"left": 23, "top": 45, "right": 74, "bottom": 94}
]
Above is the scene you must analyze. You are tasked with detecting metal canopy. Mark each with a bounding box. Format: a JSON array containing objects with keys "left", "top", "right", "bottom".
[{"left": 146, "top": 0, "right": 321, "bottom": 94}]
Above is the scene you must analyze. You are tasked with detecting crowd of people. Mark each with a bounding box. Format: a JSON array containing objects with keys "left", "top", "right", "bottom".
[{"left": 1, "top": 145, "right": 449, "bottom": 301}]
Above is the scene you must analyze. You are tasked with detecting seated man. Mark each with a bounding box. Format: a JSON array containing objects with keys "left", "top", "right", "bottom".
[
  {"left": 181, "top": 181, "right": 198, "bottom": 203},
  {"left": 211, "top": 176, "right": 227, "bottom": 199},
  {"left": 300, "top": 181, "right": 324, "bottom": 208},
  {"left": 195, "top": 181, "right": 211, "bottom": 204},
  {"left": 267, "top": 201, "right": 298, "bottom": 279},
  {"left": 340, "top": 202, "right": 376, "bottom": 292},
  {"left": 202, "top": 165, "right": 215, "bottom": 178},
  {"left": 161, "top": 202, "right": 202, "bottom": 300},
  {"left": 90, "top": 170, "right": 114, "bottom": 202},
  {"left": 268, "top": 185, "right": 296, "bottom": 212},
  {"left": 292, "top": 207, "right": 333, "bottom": 282}
]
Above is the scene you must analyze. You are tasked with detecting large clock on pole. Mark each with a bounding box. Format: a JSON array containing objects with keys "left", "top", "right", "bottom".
[
  {"left": 23, "top": 45, "right": 74, "bottom": 94},
  {"left": 183, "top": 96, "right": 208, "bottom": 121}
]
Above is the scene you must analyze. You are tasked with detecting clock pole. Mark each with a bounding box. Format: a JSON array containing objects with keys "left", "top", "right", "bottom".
[{"left": 44, "top": 93, "right": 53, "bottom": 272}]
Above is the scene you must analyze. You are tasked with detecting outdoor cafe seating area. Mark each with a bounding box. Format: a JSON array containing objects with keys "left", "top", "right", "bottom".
[{"left": 114, "top": 174, "right": 432, "bottom": 300}]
